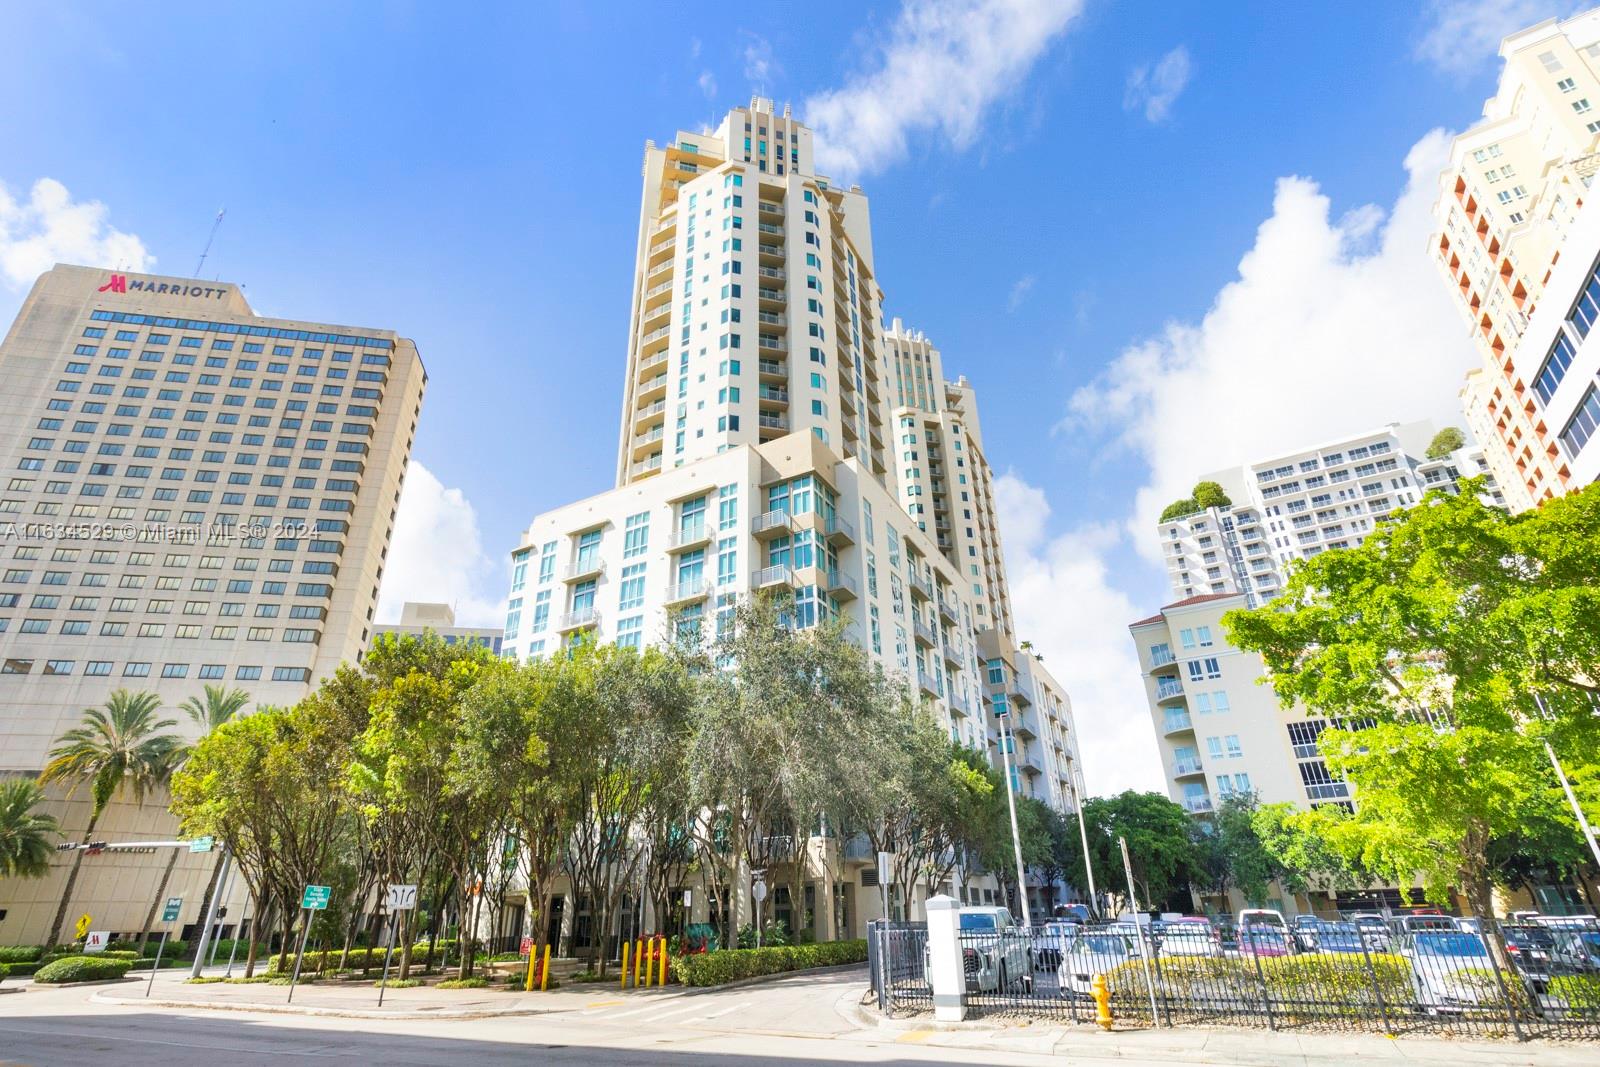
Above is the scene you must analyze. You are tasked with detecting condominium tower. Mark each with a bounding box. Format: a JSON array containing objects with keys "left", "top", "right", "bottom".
[
  {"left": 1431, "top": 8, "right": 1600, "bottom": 508},
  {"left": 1158, "top": 420, "right": 1501, "bottom": 607},
  {"left": 0, "top": 264, "right": 425, "bottom": 943},
  {"left": 503, "top": 98, "right": 1083, "bottom": 936}
]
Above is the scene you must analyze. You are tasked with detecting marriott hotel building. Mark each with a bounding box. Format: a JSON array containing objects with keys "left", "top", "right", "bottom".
[{"left": 0, "top": 265, "right": 424, "bottom": 942}]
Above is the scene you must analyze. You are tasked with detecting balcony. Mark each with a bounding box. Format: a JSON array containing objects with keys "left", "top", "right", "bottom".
[
  {"left": 757, "top": 413, "right": 789, "bottom": 432},
  {"left": 917, "top": 669, "right": 940, "bottom": 697},
  {"left": 912, "top": 618, "right": 936, "bottom": 647},
  {"left": 668, "top": 522, "right": 712, "bottom": 551},
  {"left": 1010, "top": 706, "right": 1040, "bottom": 740},
  {"left": 1183, "top": 795, "right": 1215, "bottom": 814},
  {"left": 757, "top": 335, "right": 787, "bottom": 353},
  {"left": 757, "top": 222, "right": 784, "bottom": 236},
  {"left": 632, "top": 399, "right": 666, "bottom": 425},
  {"left": 941, "top": 642, "right": 962, "bottom": 670},
  {"left": 751, "top": 509, "right": 795, "bottom": 538},
  {"left": 758, "top": 199, "right": 783, "bottom": 215},
  {"left": 751, "top": 565, "right": 794, "bottom": 590},
  {"left": 759, "top": 242, "right": 785, "bottom": 262},
  {"left": 937, "top": 596, "right": 958, "bottom": 625},
  {"left": 826, "top": 570, "right": 858, "bottom": 601},
  {"left": 757, "top": 385, "right": 789, "bottom": 405},
  {"left": 757, "top": 285, "right": 785, "bottom": 305},
  {"left": 1162, "top": 709, "right": 1194, "bottom": 736},
  {"left": 631, "top": 455, "right": 663, "bottom": 478},
  {"left": 556, "top": 607, "right": 600, "bottom": 632},
  {"left": 1155, "top": 677, "right": 1184, "bottom": 702},
  {"left": 637, "top": 350, "right": 669, "bottom": 375},
  {"left": 1017, "top": 751, "right": 1044, "bottom": 775},
  {"left": 757, "top": 359, "right": 786, "bottom": 380},
  {"left": 908, "top": 572, "right": 932, "bottom": 601},
  {"left": 826, "top": 515, "right": 855, "bottom": 546},
  {"left": 562, "top": 557, "right": 605, "bottom": 582},
  {"left": 948, "top": 691, "right": 970, "bottom": 717},
  {"left": 1173, "top": 756, "right": 1205, "bottom": 778},
  {"left": 664, "top": 578, "right": 711, "bottom": 606},
  {"left": 758, "top": 266, "right": 786, "bottom": 281},
  {"left": 1150, "top": 647, "right": 1177, "bottom": 669}
]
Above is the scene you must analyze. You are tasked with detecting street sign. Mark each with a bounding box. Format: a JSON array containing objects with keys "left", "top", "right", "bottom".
[
  {"left": 189, "top": 836, "right": 215, "bottom": 853},
  {"left": 84, "top": 930, "right": 109, "bottom": 953},
  {"left": 301, "top": 884, "right": 332, "bottom": 910},
  {"left": 384, "top": 883, "right": 417, "bottom": 911},
  {"left": 162, "top": 897, "right": 182, "bottom": 922},
  {"left": 74, "top": 913, "right": 92, "bottom": 940},
  {"left": 519, "top": 935, "right": 533, "bottom": 958},
  {"left": 877, "top": 851, "right": 892, "bottom": 886},
  {"left": 752, "top": 878, "right": 768, "bottom": 903}
]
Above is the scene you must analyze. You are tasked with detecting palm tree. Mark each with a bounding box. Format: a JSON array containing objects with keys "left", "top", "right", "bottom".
[
  {"left": 38, "top": 690, "right": 182, "bottom": 947},
  {"left": 0, "top": 777, "right": 60, "bottom": 879},
  {"left": 145, "top": 685, "right": 252, "bottom": 954}
]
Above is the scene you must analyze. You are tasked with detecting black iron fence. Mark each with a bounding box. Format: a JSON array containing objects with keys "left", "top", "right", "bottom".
[{"left": 874, "top": 916, "right": 1600, "bottom": 1040}]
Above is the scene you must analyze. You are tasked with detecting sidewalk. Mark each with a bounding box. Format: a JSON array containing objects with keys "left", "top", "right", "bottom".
[
  {"left": 840, "top": 994, "right": 1598, "bottom": 1067},
  {"left": 85, "top": 965, "right": 681, "bottom": 1020}
]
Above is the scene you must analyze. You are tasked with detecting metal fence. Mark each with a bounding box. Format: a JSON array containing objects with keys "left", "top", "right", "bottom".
[{"left": 875, "top": 916, "right": 1600, "bottom": 1041}]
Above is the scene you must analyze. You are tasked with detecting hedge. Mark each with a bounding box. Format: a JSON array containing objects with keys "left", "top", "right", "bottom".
[
  {"left": 0, "top": 946, "right": 43, "bottom": 964},
  {"left": 672, "top": 939, "right": 868, "bottom": 987},
  {"left": 266, "top": 942, "right": 463, "bottom": 973},
  {"left": 33, "top": 956, "right": 134, "bottom": 984},
  {"left": 1105, "top": 953, "right": 1414, "bottom": 1009},
  {"left": 0, "top": 962, "right": 9, "bottom": 980},
  {"left": 1551, "top": 974, "right": 1600, "bottom": 1010}
]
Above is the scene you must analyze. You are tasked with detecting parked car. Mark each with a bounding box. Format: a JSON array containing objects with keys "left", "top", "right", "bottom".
[
  {"left": 1551, "top": 928, "right": 1600, "bottom": 973},
  {"left": 1290, "top": 915, "right": 1326, "bottom": 952},
  {"left": 1533, "top": 913, "right": 1599, "bottom": 931},
  {"left": 956, "top": 907, "right": 1032, "bottom": 992},
  {"left": 1236, "top": 925, "right": 1293, "bottom": 958},
  {"left": 1052, "top": 903, "right": 1093, "bottom": 923},
  {"left": 1403, "top": 931, "right": 1499, "bottom": 1013},
  {"left": 1350, "top": 913, "right": 1392, "bottom": 951},
  {"left": 1395, "top": 914, "right": 1460, "bottom": 936},
  {"left": 1057, "top": 932, "right": 1137, "bottom": 997},
  {"left": 1155, "top": 920, "right": 1223, "bottom": 958},
  {"left": 1238, "top": 908, "right": 1288, "bottom": 932},
  {"left": 1500, "top": 923, "right": 1559, "bottom": 991},
  {"left": 1311, "top": 922, "right": 1370, "bottom": 955},
  {"left": 1031, "top": 920, "right": 1081, "bottom": 971}
]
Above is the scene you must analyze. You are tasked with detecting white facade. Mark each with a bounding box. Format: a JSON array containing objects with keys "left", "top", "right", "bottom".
[
  {"left": 1159, "top": 421, "right": 1502, "bottom": 606},
  {"left": 1431, "top": 8, "right": 1600, "bottom": 507},
  {"left": 373, "top": 601, "right": 504, "bottom": 656}
]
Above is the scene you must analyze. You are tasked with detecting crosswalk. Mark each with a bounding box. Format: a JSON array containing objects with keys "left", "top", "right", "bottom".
[{"left": 576, "top": 995, "right": 752, "bottom": 1028}]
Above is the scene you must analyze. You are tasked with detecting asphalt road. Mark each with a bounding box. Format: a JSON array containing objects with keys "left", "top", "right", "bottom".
[{"left": 0, "top": 967, "right": 1065, "bottom": 1067}]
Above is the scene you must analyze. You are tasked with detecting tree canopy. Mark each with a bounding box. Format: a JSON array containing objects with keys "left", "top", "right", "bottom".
[{"left": 1425, "top": 426, "right": 1466, "bottom": 460}]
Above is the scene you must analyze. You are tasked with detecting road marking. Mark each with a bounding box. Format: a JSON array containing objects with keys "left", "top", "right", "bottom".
[
  {"left": 632, "top": 1001, "right": 714, "bottom": 1024},
  {"left": 579, "top": 999, "right": 627, "bottom": 1014},
  {"left": 595, "top": 997, "right": 690, "bottom": 1020},
  {"left": 896, "top": 1028, "right": 936, "bottom": 1043},
  {"left": 691, "top": 1001, "right": 747, "bottom": 1020}
]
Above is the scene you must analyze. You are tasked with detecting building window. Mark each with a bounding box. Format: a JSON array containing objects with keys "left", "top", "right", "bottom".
[{"left": 1558, "top": 384, "right": 1600, "bottom": 459}]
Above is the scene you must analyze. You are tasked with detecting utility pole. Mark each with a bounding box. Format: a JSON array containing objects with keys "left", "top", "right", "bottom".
[
  {"left": 1066, "top": 765, "right": 1100, "bottom": 915},
  {"left": 995, "top": 708, "right": 1031, "bottom": 927}
]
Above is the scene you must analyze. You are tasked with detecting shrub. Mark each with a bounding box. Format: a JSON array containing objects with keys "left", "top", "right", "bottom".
[
  {"left": 672, "top": 939, "right": 867, "bottom": 987},
  {"left": 486, "top": 952, "right": 523, "bottom": 963},
  {"left": 375, "top": 977, "right": 421, "bottom": 988},
  {"left": 187, "top": 975, "right": 226, "bottom": 984},
  {"left": 0, "top": 946, "right": 43, "bottom": 964},
  {"left": 1551, "top": 974, "right": 1600, "bottom": 1010},
  {"left": 95, "top": 950, "right": 140, "bottom": 961},
  {"left": 437, "top": 977, "right": 489, "bottom": 989},
  {"left": 225, "top": 974, "right": 277, "bottom": 983},
  {"left": 569, "top": 970, "right": 608, "bottom": 983},
  {"left": 33, "top": 955, "right": 134, "bottom": 984},
  {"left": 0, "top": 962, "right": 9, "bottom": 980}
]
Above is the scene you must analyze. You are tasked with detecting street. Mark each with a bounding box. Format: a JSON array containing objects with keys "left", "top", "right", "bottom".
[{"left": 1, "top": 964, "right": 1593, "bottom": 1067}]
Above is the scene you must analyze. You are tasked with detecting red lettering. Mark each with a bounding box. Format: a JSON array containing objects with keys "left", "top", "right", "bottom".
[{"left": 97, "top": 274, "right": 127, "bottom": 294}]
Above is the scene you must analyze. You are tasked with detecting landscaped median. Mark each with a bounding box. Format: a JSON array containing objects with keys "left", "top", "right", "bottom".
[
  {"left": 671, "top": 939, "right": 867, "bottom": 987},
  {"left": 32, "top": 955, "right": 135, "bottom": 984}
]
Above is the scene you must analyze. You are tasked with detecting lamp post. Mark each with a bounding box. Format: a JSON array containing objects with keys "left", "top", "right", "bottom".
[
  {"left": 994, "top": 704, "right": 1032, "bottom": 927},
  {"left": 1066, "top": 764, "right": 1100, "bottom": 916}
]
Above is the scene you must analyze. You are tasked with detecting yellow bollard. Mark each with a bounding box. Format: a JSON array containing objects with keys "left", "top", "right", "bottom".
[
  {"left": 634, "top": 937, "right": 644, "bottom": 987},
  {"left": 1091, "top": 974, "right": 1113, "bottom": 1030},
  {"left": 621, "top": 940, "right": 631, "bottom": 989},
  {"left": 658, "top": 936, "right": 668, "bottom": 986},
  {"left": 540, "top": 943, "right": 551, "bottom": 992},
  {"left": 524, "top": 945, "right": 536, "bottom": 992}
]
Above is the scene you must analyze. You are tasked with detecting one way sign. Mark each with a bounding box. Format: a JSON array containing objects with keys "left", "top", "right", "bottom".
[{"left": 385, "top": 884, "right": 417, "bottom": 911}]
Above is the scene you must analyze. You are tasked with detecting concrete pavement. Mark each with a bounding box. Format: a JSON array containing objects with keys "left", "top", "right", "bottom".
[{"left": 0, "top": 964, "right": 1594, "bottom": 1066}]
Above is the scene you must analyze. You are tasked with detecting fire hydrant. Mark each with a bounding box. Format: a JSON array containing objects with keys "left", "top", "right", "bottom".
[{"left": 1091, "top": 974, "right": 1113, "bottom": 1030}]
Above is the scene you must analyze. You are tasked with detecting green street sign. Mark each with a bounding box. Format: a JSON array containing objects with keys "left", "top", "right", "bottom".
[
  {"left": 301, "top": 884, "right": 332, "bottom": 910},
  {"left": 189, "top": 836, "right": 214, "bottom": 853},
  {"left": 161, "top": 897, "right": 182, "bottom": 922}
]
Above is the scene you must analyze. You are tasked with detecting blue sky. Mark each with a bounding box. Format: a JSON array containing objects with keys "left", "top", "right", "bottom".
[{"left": 0, "top": 1, "right": 1557, "bottom": 791}]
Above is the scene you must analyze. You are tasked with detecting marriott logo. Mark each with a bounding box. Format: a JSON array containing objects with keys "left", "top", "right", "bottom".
[{"left": 97, "top": 273, "right": 226, "bottom": 300}]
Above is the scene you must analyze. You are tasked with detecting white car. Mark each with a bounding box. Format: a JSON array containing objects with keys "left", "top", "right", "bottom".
[
  {"left": 1057, "top": 931, "right": 1137, "bottom": 996},
  {"left": 1403, "top": 931, "right": 1499, "bottom": 1013},
  {"left": 956, "top": 907, "right": 1032, "bottom": 992}
]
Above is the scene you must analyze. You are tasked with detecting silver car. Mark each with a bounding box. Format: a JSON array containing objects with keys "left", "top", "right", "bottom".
[
  {"left": 1404, "top": 931, "right": 1499, "bottom": 1012},
  {"left": 1057, "top": 932, "right": 1137, "bottom": 996}
]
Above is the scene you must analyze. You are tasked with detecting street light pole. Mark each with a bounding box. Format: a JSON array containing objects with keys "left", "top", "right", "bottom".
[
  {"left": 1532, "top": 695, "right": 1600, "bottom": 871},
  {"left": 1066, "top": 765, "right": 1100, "bottom": 916},
  {"left": 996, "top": 712, "right": 1031, "bottom": 927}
]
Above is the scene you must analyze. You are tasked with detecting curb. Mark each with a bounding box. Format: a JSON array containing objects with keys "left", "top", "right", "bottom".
[
  {"left": 89, "top": 989, "right": 561, "bottom": 1021},
  {"left": 679, "top": 961, "right": 868, "bottom": 995}
]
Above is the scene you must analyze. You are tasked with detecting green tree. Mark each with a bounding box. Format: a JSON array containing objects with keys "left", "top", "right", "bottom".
[
  {"left": 1191, "top": 480, "right": 1231, "bottom": 510},
  {"left": 1192, "top": 792, "right": 1286, "bottom": 906},
  {"left": 0, "top": 777, "right": 59, "bottom": 879},
  {"left": 1159, "top": 497, "right": 1199, "bottom": 523},
  {"left": 1061, "top": 791, "right": 1195, "bottom": 914},
  {"left": 1224, "top": 480, "right": 1600, "bottom": 924},
  {"left": 141, "top": 684, "right": 252, "bottom": 953},
  {"left": 1425, "top": 426, "right": 1465, "bottom": 460},
  {"left": 1250, "top": 801, "right": 1364, "bottom": 896},
  {"left": 38, "top": 690, "right": 182, "bottom": 947}
]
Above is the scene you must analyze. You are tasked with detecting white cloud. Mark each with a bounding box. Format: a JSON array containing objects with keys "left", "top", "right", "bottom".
[
  {"left": 805, "top": 0, "right": 1083, "bottom": 177},
  {"left": 1006, "top": 273, "right": 1036, "bottom": 312},
  {"left": 1124, "top": 45, "right": 1193, "bottom": 123},
  {"left": 1068, "top": 129, "right": 1475, "bottom": 566},
  {"left": 743, "top": 32, "right": 776, "bottom": 87},
  {"left": 698, "top": 69, "right": 718, "bottom": 100},
  {"left": 1415, "top": 0, "right": 1564, "bottom": 76},
  {"left": 995, "top": 474, "right": 1166, "bottom": 796},
  {"left": 0, "top": 178, "right": 152, "bottom": 289},
  {"left": 376, "top": 461, "right": 506, "bottom": 628}
]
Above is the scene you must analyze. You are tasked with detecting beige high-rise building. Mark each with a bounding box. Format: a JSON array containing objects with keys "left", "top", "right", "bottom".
[
  {"left": 0, "top": 264, "right": 425, "bottom": 944},
  {"left": 1431, "top": 8, "right": 1600, "bottom": 508}
]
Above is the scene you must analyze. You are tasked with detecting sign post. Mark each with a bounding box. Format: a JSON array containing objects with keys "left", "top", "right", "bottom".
[
  {"left": 287, "top": 885, "right": 330, "bottom": 1004},
  {"left": 145, "top": 897, "right": 181, "bottom": 998},
  {"left": 751, "top": 870, "right": 767, "bottom": 948},
  {"left": 877, "top": 851, "right": 892, "bottom": 927},
  {"left": 377, "top": 884, "right": 416, "bottom": 1007},
  {"left": 83, "top": 930, "right": 109, "bottom": 954}
]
